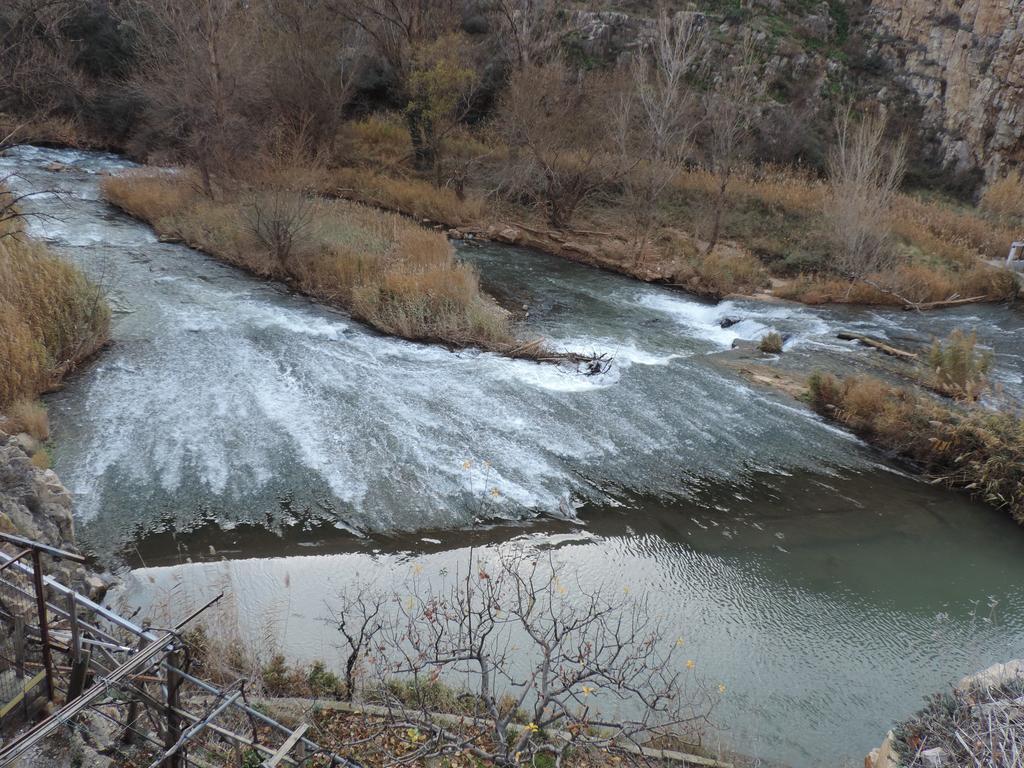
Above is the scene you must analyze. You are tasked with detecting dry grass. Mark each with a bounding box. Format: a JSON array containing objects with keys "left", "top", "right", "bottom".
[
  {"left": 775, "top": 262, "right": 1018, "bottom": 306},
  {"left": 102, "top": 171, "right": 517, "bottom": 350},
  {"left": 0, "top": 207, "right": 110, "bottom": 408},
  {"left": 0, "top": 399, "right": 49, "bottom": 440},
  {"left": 980, "top": 170, "right": 1024, "bottom": 221},
  {"left": 669, "top": 245, "right": 769, "bottom": 298},
  {"left": 808, "top": 372, "right": 1024, "bottom": 523},
  {"left": 671, "top": 165, "right": 824, "bottom": 215},
  {"left": 341, "top": 114, "right": 413, "bottom": 170},
  {"left": 924, "top": 329, "right": 992, "bottom": 400},
  {"left": 0, "top": 112, "right": 89, "bottom": 149},
  {"left": 251, "top": 115, "right": 1018, "bottom": 311},
  {"left": 331, "top": 167, "right": 486, "bottom": 227}
]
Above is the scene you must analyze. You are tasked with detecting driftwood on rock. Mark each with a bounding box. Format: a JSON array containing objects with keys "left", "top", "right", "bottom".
[{"left": 837, "top": 331, "right": 917, "bottom": 359}]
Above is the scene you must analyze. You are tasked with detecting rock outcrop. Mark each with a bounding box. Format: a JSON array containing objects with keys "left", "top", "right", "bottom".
[
  {"left": 0, "top": 431, "right": 109, "bottom": 596},
  {"left": 0, "top": 432, "right": 75, "bottom": 550},
  {"left": 863, "top": 0, "right": 1023, "bottom": 179}
]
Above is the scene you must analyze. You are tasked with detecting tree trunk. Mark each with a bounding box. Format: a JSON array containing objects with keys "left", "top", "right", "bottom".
[
  {"left": 705, "top": 175, "right": 729, "bottom": 256},
  {"left": 406, "top": 108, "right": 436, "bottom": 173}
]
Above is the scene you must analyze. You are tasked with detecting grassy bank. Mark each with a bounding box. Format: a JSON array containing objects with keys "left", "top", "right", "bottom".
[
  {"left": 0, "top": 195, "right": 110, "bottom": 442},
  {"left": 101, "top": 171, "right": 556, "bottom": 358},
  {"left": 324, "top": 115, "right": 1020, "bottom": 307},
  {"left": 807, "top": 372, "right": 1024, "bottom": 523}
]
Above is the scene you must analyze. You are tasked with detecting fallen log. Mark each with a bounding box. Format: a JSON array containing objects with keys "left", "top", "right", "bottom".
[
  {"left": 837, "top": 331, "right": 918, "bottom": 360},
  {"left": 905, "top": 295, "right": 987, "bottom": 311}
]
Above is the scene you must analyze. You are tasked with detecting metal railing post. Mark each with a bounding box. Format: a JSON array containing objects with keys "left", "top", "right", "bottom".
[{"left": 29, "top": 551, "right": 53, "bottom": 701}]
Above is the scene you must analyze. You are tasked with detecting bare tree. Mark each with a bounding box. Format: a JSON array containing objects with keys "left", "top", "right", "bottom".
[
  {"left": 241, "top": 190, "right": 318, "bottom": 266},
  {"left": 498, "top": 61, "right": 635, "bottom": 228},
  {"left": 825, "top": 108, "right": 907, "bottom": 285},
  {"left": 123, "top": 0, "right": 263, "bottom": 196},
  {"left": 702, "top": 31, "right": 764, "bottom": 255},
  {"left": 0, "top": 1, "right": 83, "bottom": 120},
  {"left": 626, "top": 9, "right": 704, "bottom": 265},
  {"left": 258, "top": 0, "right": 361, "bottom": 155},
  {"left": 334, "top": 546, "right": 716, "bottom": 765},
  {"left": 486, "top": 0, "right": 564, "bottom": 69},
  {"left": 326, "top": 580, "right": 385, "bottom": 702}
]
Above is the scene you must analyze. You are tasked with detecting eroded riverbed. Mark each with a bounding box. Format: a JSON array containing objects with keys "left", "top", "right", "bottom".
[{"left": 4, "top": 145, "right": 1024, "bottom": 766}]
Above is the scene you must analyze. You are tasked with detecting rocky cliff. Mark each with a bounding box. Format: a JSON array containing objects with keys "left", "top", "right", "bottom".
[
  {"left": 866, "top": 0, "right": 1024, "bottom": 181},
  {"left": 568, "top": 1, "right": 1024, "bottom": 185}
]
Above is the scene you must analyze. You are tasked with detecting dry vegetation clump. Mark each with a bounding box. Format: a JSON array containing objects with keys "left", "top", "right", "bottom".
[
  {"left": 924, "top": 329, "right": 992, "bottom": 400},
  {"left": 896, "top": 194, "right": 1016, "bottom": 262},
  {"left": 0, "top": 212, "right": 110, "bottom": 409},
  {"left": 980, "top": 170, "right": 1024, "bottom": 223},
  {"left": 758, "top": 331, "right": 783, "bottom": 353},
  {"left": 669, "top": 245, "right": 770, "bottom": 298},
  {"left": 776, "top": 261, "right": 1019, "bottom": 306},
  {"left": 893, "top": 678, "right": 1024, "bottom": 768},
  {"left": 101, "top": 171, "right": 519, "bottom": 351},
  {"left": 808, "top": 372, "right": 1024, "bottom": 523}
]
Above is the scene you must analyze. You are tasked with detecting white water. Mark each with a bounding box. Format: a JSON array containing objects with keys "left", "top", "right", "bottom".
[{"left": 0, "top": 145, "right": 920, "bottom": 542}]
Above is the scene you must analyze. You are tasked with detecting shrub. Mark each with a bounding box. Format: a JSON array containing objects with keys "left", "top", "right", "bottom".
[
  {"left": 240, "top": 190, "right": 318, "bottom": 265},
  {"left": 925, "top": 329, "right": 992, "bottom": 399},
  {"left": 758, "top": 331, "right": 783, "bottom": 353}
]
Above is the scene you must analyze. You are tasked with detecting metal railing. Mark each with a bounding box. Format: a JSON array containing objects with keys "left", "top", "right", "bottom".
[
  {"left": 0, "top": 532, "right": 85, "bottom": 725},
  {"left": 0, "top": 534, "right": 360, "bottom": 768}
]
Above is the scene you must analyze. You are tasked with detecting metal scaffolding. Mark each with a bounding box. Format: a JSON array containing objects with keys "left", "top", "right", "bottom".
[{"left": 0, "top": 534, "right": 360, "bottom": 768}]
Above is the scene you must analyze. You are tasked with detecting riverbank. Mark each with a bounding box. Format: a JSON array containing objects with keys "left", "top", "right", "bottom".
[
  {"left": 713, "top": 328, "right": 1024, "bottom": 526},
  {"left": 0, "top": 184, "right": 110, "bottom": 471},
  {"left": 326, "top": 117, "right": 1021, "bottom": 310}
]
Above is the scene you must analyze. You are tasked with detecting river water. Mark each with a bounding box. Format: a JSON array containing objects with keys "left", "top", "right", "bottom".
[{"left": 4, "top": 145, "right": 1024, "bottom": 766}]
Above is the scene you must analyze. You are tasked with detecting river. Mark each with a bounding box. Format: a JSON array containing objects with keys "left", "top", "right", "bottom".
[{"left": 4, "top": 145, "right": 1024, "bottom": 766}]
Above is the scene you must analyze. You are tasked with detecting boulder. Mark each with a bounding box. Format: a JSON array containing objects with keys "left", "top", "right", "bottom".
[
  {"left": 496, "top": 227, "right": 521, "bottom": 244},
  {"left": 958, "top": 658, "right": 1024, "bottom": 691},
  {"left": 865, "top": 731, "right": 899, "bottom": 768},
  {"left": 14, "top": 432, "right": 40, "bottom": 456}
]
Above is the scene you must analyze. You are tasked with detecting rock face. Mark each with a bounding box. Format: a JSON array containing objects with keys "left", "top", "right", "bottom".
[
  {"left": 865, "top": 0, "right": 1024, "bottom": 179},
  {"left": 0, "top": 433, "right": 75, "bottom": 549},
  {"left": 562, "top": 3, "right": 1023, "bottom": 182}
]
